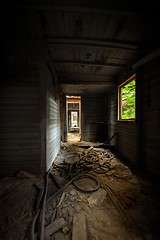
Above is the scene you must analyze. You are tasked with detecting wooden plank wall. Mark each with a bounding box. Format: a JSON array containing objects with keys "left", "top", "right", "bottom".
[
  {"left": 46, "top": 60, "right": 61, "bottom": 171},
  {"left": 81, "top": 95, "right": 106, "bottom": 142},
  {"left": 106, "top": 89, "right": 117, "bottom": 145},
  {"left": 0, "top": 74, "right": 40, "bottom": 176},
  {"left": 141, "top": 57, "right": 160, "bottom": 178},
  {"left": 106, "top": 85, "right": 136, "bottom": 164},
  {"left": 116, "top": 121, "right": 137, "bottom": 163},
  {"left": 0, "top": 36, "right": 47, "bottom": 176},
  {"left": 116, "top": 73, "right": 137, "bottom": 163}
]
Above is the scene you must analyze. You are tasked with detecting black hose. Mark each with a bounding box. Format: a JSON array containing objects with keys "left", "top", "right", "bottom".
[
  {"left": 72, "top": 174, "right": 100, "bottom": 192},
  {"left": 47, "top": 173, "right": 100, "bottom": 206}
]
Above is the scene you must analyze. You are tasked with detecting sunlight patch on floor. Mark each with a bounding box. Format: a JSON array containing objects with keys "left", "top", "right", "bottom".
[{"left": 67, "top": 132, "right": 81, "bottom": 142}]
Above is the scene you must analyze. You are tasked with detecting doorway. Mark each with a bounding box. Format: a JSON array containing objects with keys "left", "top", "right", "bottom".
[{"left": 66, "top": 96, "right": 81, "bottom": 142}]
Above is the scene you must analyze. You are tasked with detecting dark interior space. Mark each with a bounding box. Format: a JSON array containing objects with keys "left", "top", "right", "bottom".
[{"left": 0, "top": 1, "right": 160, "bottom": 239}]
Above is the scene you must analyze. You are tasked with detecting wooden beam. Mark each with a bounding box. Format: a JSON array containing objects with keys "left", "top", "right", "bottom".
[
  {"left": 54, "top": 60, "right": 126, "bottom": 68},
  {"left": 58, "top": 72, "right": 116, "bottom": 81},
  {"left": 34, "top": 218, "right": 66, "bottom": 239},
  {"left": 8, "top": 5, "right": 153, "bottom": 18},
  {"left": 60, "top": 81, "right": 114, "bottom": 86},
  {"left": 132, "top": 48, "right": 160, "bottom": 69},
  {"left": 48, "top": 38, "right": 138, "bottom": 51}
]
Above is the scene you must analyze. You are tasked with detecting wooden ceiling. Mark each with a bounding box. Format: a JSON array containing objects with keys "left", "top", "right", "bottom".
[{"left": 3, "top": 0, "right": 160, "bottom": 94}]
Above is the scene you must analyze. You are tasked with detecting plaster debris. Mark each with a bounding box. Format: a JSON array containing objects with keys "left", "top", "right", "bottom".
[{"left": 88, "top": 187, "right": 107, "bottom": 207}]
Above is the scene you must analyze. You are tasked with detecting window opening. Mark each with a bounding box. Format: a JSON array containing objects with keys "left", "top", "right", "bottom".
[{"left": 118, "top": 74, "right": 136, "bottom": 120}]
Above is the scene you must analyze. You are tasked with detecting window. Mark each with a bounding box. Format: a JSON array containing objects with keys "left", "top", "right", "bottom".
[{"left": 118, "top": 74, "right": 136, "bottom": 120}]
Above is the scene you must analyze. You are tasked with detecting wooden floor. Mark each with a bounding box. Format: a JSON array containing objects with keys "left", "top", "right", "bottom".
[
  {"left": 54, "top": 142, "right": 160, "bottom": 240},
  {"left": 67, "top": 132, "right": 81, "bottom": 142},
  {"left": 0, "top": 141, "right": 160, "bottom": 240}
]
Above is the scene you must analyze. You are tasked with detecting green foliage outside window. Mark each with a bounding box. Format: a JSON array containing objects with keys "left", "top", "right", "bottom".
[{"left": 121, "top": 79, "right": 136, "bottom": 119}]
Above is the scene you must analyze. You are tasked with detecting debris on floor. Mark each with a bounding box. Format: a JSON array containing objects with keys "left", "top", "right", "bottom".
[
  {"left": 0, "top": 141, "right": 160, "bottom": 240},
  {"left": 88, "top": 188, "right": 107, "bottom": 207},
  {"left": 72, "top": 212, "right": 87, "bottom": 240}
]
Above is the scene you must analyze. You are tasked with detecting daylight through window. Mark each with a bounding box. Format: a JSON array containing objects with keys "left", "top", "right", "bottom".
[{"left": 118, "top": 74, "right": 136, "bottom": 120}]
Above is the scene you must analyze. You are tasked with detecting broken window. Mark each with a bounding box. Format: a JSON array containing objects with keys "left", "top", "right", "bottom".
[{"left": 118, "top": 74, "right": 136, "bottom": 120}]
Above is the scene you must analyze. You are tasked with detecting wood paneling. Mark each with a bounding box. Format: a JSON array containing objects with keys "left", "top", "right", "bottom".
[
  {"left": 106, "top": 85, "right": 136, "bottom": 163},
  {"left": 106, "top": 88, "right": 118, "bottom": 145},
  {"left": 81, "top": 95, "right": 106, "bottom": 142},
  {"left": 46, "top": 63, "right": 61, "bottom": 171},
  {"left": 116, "top": 121, "right": 136, "bottom": 163},
  {"left": 0, "top": 76, "right": 40, "bottom": 176},
  {"left": 45, "top": 10, "right": 148, "bottom": 42},
  {"left": 141, "top": 57, "right": 160, "bottom": 178}
]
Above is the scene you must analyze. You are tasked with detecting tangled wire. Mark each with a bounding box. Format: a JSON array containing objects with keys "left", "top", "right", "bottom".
[{"left": 55, "top": 147, "right": 114, "bottom": 178}]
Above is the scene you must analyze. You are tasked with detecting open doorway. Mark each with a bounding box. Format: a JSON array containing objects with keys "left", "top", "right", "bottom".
[{"left": 66, "top": 96, "right": 81, "bottom": 142}]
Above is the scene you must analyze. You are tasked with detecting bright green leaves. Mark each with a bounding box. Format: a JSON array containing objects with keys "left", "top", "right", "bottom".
[{"left": 120, "top": 79, "right": 136, "bottom": 120}]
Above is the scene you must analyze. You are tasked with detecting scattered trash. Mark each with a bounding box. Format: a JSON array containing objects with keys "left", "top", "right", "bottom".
[
  {"left": 70, "top": 189, "right": 78, "bottom": 196},
  {"left": 34, "top": 217, "right": 66, "bottom": 239},
  {"left": 57, "top": 192, "right": 69, "bottom": 208},
  {"left": 0, "top": 141, "right": 160, "bottom": 240},
  {"left": 74, "top": 204, "right": 81, "bottom": 213},
  {"left": 88, "top": 187, "right": 107, "bottom": 207},
  {"left": 62, "top": 225, "right": 70, "bottom": 234}
]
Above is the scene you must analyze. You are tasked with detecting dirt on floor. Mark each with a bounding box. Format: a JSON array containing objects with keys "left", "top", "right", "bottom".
[{"left": 0, "top": 141, "right": 160, "bottom": 240}]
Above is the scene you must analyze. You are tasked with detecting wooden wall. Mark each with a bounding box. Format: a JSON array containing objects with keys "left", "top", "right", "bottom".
[
  {"left": 106, "top": 89, "right": 117, "bottom": 146},
  {"left": 116, "top": 121, "right": 137, "bottom": 163},
  {"left": 106, "top": 83, "right": 137, "bottom": 164},
  {"left": 0, "top": 38, "right": 42, "bottom": 176},
  {"left": 116, "top": 74, "right": 137, "bottom": 164},
  {"left": 0, "top": 38, "right": 61, "bottom": 176},
  {"left": 140, "top": 56, "right": 160, "bottom": 179},
  {"left": 0, "top": 77, "right": 40, "bottom": 176},
  {"left": 81, "top": 95, "right": 106, "bottom": 142},
  {"left": 46, "top": 57, "right": 61, "bottom": 171},
  {"left": 106, "top": 56, "right": 160, "bottom": 180}
]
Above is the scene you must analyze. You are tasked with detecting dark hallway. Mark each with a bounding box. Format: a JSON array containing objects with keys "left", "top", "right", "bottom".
[{"left": 1, "top": 1, "right": 160, "bottom": 239}]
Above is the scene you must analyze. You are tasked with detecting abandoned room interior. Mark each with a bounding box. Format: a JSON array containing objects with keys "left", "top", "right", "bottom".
[{"left": 1, "top": 1, "right": 160, "bottom": 239}]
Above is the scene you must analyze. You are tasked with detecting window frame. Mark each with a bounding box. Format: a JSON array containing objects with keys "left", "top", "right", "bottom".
[{"left": 118, "top": 74, "right": 136, "bottom": 122}]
